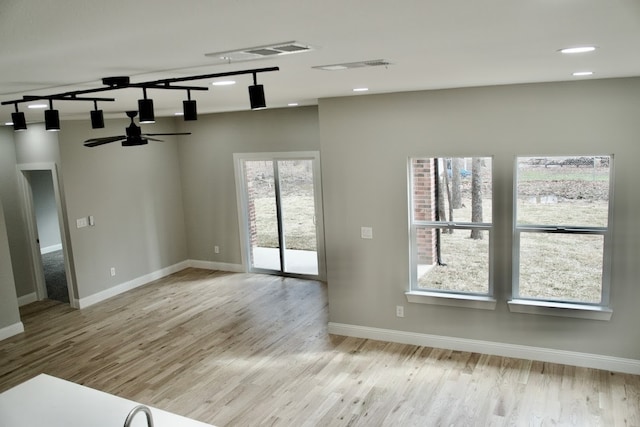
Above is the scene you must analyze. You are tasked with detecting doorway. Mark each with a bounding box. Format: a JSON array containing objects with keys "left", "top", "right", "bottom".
[
  {"left": 18, "top": 164, "right": 75, "bottom": 306},
  {"left": 234, "top": 152, "right": 326, "bottom": 280}
]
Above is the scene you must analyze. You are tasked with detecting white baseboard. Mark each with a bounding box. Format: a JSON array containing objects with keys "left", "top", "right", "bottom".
[
  {"left": 328, "top": 322, "right": 640, "bottom": 375},
  {"left": 18, "top": 292, "right": 37, "bottom": 307},
  {"left": 75, "top": 260, "right": 191, "bottom": 309},
  {"left": 40, "top": 243, "right": 63, "bottom": 254},
  {"left": 0, "top": 322, "right": 24, "bottom": 341},
  {"left": 188, "top": 259, "right": 245, "bottom": 273}
]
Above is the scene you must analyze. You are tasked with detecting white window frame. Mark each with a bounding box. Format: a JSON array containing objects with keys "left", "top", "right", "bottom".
[
  {"left": 405, "top": 157, "right": 496, "bottom": 310},
  {"left": 508, "top": 155, "right": 614, "bottom": 321}
]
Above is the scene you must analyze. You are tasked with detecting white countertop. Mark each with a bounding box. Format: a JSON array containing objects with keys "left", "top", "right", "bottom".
[{"left": 0, "top": 374, "right": 215, "bottom": 427}]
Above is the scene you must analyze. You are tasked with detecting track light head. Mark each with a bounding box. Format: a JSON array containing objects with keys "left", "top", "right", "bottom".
[
  {"left": 182, "top": 90, "right": 197, "bottom": 121},
  {"left": 138, "top": 98, "right": 155, "bottom": 123},
  {"left": 249, "top": 84, "right": 266, "bottom": 110},
  {"left": 90, "top": 101, "right": 104, "bottom": 129},
  {"left": 182, "top": 100, "right": 197, "bottom": 121},
  {"left": 90, "top": 109, "right": 105, "bottom": 129},
  {"left": 11, "top": 111, "right": 27, "bottom": 131},
  {"left": 45, "top": 100, "right": 60, "bottom": 131}
]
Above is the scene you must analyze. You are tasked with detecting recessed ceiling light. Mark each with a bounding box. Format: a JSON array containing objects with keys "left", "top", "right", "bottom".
[
  {"left": 212, "top": 80, "right": 236, "bottom": 86},
  {"left": 5, "top": 122, "right": 13, "bottom": 126},
  {"left": 27, "top": 104, "right": 47, "bottom": 109},
  {"left": 288, "top": 103, "right": 299, "bottom": 107},
  {"left": 572, "top": 71, "right": 594, "bottom": 76},
  {"left": 560, "top": 46, "right": 597, "bottom": 54},
  {"left": 174, "top": 112, "right": 184, "bottom": 116},
  {"left": 353, "top": 88, "right": 369, "bottom": 92}
]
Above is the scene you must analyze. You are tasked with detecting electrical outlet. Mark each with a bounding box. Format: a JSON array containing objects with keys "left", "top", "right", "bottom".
[
  {"left": 214, "top": 246, "right": 220, "bottom": 254},
  {"left": 396, "top": 305, "right": 404, "bottom": 318},
  {"left": 110, "top": 267, "right": 116, "bottom": 277}
]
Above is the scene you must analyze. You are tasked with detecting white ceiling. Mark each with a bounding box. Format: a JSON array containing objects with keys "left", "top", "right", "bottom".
[{"left": 2, "top": 0, "right": 640, "bottom": 124}]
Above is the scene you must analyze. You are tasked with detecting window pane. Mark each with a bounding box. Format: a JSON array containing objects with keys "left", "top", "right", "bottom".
[
  {"left": 278, "top": 160, "right": 317, "bottom": 252},
  {"left": 416, "top": 226, "right": 489, "bottom": 294},
  {"left": 243, "top": 160, "right": 281, "bottom": 271},
  {"left": 518, "top": 233, "right": 603, "bottom": 304},
  {"left": 412, "top": 157, "right": 492, "bottom": 224},
  {"left": 516, "top": 156, "right": 610, "bottom": 227}
]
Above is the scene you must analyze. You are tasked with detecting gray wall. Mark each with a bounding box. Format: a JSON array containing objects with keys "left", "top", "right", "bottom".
[
  {"left": 176, "top": 106, "right": 320, "bottom": 265},
  {"left": 0, "top": 126, "right": 36, "bottom": 298},
  {"left": 318, "top": 78, "right": 640, "bottom": 359},
  {"left": 57, "top": 117, "right": 188, "bottom": 299},
  {"left": 3, "top": 78, "right": 639, "bottom": 363},
  {"left": 0, "top": 196, "right": 21, "bottom": 331},
  {"left": 30, "top": 170, "right": 61, "bottom": 250}
]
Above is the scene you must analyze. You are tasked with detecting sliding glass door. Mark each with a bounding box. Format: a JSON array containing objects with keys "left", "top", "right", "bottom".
[{"left": 235, "top": 152, "right": 325, "bottom": 279}]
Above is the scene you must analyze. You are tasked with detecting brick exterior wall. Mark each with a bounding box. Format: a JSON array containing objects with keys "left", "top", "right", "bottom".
[
  {"left": 412, "top": 159, "right": 437, "bottom": 265},
  {"left": 246, "top": 176, "right": 258, "bottom": 266}
]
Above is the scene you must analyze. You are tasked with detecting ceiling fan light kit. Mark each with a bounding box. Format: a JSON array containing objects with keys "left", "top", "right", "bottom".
[
  {"left": 83, "top": 110, "right": 192, "bottom": 148},
  {"left": 1, "top": 66, "right": 279, "bottom": 138}
]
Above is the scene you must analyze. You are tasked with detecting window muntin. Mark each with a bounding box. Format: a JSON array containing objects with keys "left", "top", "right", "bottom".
[
  {"left": 410, "top": 157, "right": 493, "bottom": 296},
  {"left": 514, "top": 155, "right": 612, "bottom": 306}
]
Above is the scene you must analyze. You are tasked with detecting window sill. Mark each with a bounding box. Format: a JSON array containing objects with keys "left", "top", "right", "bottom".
[
  {"left": 507, "top": 299, "right": 613, "bottom": 321},
  {"left": 405, "top": 291, "right": 497, "bottom": 310}
]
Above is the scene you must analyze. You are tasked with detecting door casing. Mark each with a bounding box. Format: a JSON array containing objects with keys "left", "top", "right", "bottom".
[{"left": 17, "top": 162, "right": 77, "bottom": 307}]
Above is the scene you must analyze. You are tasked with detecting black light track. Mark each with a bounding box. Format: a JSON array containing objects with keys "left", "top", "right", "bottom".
[{"left": 1, "top": 66, "right": 279, "bottom": 107}]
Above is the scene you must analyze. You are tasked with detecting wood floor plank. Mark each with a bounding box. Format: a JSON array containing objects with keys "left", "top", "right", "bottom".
[{"left": 0, "top": 267, "right": 638, "bottom": 426}]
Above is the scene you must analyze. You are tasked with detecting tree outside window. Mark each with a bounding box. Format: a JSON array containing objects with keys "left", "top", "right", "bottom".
[{"left": 409, "top": 157, "right": 493, "bottom": 295}]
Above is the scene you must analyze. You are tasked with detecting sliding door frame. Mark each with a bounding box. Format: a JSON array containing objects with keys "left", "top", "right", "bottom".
[{"left": 233, "top": 151, "right": 326, "bottom": 281}]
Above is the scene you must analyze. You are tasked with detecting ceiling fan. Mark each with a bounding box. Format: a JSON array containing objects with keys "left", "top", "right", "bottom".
[{"left": 83, "top": 111, "right": 191, "bottom": 147}]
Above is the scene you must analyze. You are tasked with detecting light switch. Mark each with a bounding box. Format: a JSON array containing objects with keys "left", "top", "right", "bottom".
[
  {"left": 88, "top": 215, "right": 95, "bottom": 226},
  {"left": 361, "top": 226, "right": 373, "bottom": 239},
  {"left": 76, "top": 217, "right": 88, "bottom": 228}
]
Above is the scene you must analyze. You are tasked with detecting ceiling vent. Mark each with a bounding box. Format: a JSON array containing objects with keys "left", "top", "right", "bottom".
[
  {"left": 205, "top": 42, "right": 313, "bottom": 64},
  {"left": 312, "top": 59, "right": 392, "bottom": 71}
]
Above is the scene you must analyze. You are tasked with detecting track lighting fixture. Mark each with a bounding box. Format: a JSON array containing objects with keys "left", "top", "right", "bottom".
[
  {"left": 248, "top": 73, "right": 267, "bottom": 110},
  {"left": 11, "top": 104, "right": 26, "bottom": 131},
  {"left": 182, "top": 90, "right": 197, "bottom": 121},
  {"left": 90, "top": 100, "right": 104, "bottom": 129},
  {"left": 45, "top": 100, "right": 60, "bottom": 131},
  {"left": 138, "top": 88, "right": 155, "bottom": 124},
  {"left": 2, "top": 66, "right": 278, "bottom": 130}
]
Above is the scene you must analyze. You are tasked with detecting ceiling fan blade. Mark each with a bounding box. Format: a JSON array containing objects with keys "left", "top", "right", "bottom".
[
  {"left": 84, "top": 138, "right": 124, "bottom": 147},
  {"left": 84, "top": 135, "right": 126, "bottom": 144},
  {"left": 146, "top": 137, "right": 164, "bottom": 142},
  {"left": 143, "top": 132, "right": 192, "bottom": 136}
]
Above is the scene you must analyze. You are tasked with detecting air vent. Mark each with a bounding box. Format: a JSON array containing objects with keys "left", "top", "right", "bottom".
[
  {"left": 312, "top": 59, "right": 392, "bottom": 71},
  {"left": 205, "top": 42, "right": 313, "bottom": 64}
]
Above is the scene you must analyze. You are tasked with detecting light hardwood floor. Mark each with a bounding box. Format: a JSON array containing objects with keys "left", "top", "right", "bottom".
[{"left": 1, "top": 268, "right": 638, "bottom": 426}]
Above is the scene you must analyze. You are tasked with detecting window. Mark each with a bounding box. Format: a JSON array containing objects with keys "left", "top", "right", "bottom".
[
  {"left": 511, "top": 156, "right": 613, "bottom": 316},
  {"left": 407, "top": 157, "right": 495, "bottom": 308}
]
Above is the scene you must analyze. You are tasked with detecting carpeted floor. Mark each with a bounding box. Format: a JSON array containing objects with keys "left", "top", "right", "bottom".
[{"left": 41, "top": 250, "right": 69, "bottom": 303}]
